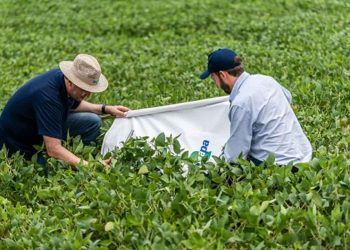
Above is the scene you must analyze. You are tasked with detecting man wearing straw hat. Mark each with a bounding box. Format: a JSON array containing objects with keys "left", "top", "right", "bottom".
[{"left": 0, "top": 54, "right": 129, "bottom": 167}]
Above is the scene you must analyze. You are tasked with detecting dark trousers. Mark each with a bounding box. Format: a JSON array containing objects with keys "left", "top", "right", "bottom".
[
  {"left": 65, "top": 112, "right": 102, "bottom": 145},
  {"left": 247, "top": 155, "right": 263, "bottom": 166}
]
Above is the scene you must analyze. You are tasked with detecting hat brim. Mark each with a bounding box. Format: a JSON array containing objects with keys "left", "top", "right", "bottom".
[
  {"left": 199, "top": 70, "right": 210, "bottom": 80},
  {"left": 59, "top": 61, "right": 108, "bottom": 93}
]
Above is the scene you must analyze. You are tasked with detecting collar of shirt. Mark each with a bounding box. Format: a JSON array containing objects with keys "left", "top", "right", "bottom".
[
  {"left": 58, "top": 69, "right": 76, "bottom": 107},
  {"left": 58, "top": 69, "right": 68, "bottom": 99},
  {"left": 229, "top": 71, "right": 250, "bottom": 103}
]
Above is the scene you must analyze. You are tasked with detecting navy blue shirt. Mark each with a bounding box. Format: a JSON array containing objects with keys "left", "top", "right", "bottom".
[{"left": 0, "top": 69, "right": 80, "bottom": 157}]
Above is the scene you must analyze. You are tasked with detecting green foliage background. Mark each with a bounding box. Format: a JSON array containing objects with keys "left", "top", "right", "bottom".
[{"left": 0, "top": 0, "right": 349, "bottom": 248}]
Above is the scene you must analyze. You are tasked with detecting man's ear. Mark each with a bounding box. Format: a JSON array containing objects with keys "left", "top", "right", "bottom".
[
  {"left": 66, "top": 80, "right": 74, "bottom": 93},
  {"left": 219, "top": 70, "right": 227, "bottom": 79},
  {"left": 64, "top": 77, "right": 72, "bottom": 87},
  {"left": 68, "top": 82, "right": 76, "bottom": 92}
]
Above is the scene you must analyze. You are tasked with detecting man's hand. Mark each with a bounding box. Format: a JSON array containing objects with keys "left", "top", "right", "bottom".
[
  {"left": 105, "top": 105, "right": 130, "bottom": 117},
  {"left": 103, "top": 157, "right": 112, "bottom": 171},
  {"left": 103, "top": 157, "right": 111, "bottom": 165}
]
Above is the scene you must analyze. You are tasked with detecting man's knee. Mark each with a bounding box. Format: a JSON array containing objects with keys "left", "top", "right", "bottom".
[
  {"left": 86, "top": 113, "right": 102, "bottom": 130},
  {"left": 66, "top": 112, "right": 102, "bottom": 144},
  {"left": 83, "top": 113, "right": 102, "bottom": 143}
]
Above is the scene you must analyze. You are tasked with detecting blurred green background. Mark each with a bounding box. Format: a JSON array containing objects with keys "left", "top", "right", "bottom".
[{"left": 0, "top": 0, "right": 349, "bottom": 154}]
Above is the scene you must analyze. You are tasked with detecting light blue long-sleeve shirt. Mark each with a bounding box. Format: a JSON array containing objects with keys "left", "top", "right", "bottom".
[{"left": 224, "top": 72, "right": 312, "bottom": 165}]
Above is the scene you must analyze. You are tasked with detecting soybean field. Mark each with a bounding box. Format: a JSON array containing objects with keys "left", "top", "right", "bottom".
[{"left": 0, "top": 0, "right": 350, "bottom": 249}]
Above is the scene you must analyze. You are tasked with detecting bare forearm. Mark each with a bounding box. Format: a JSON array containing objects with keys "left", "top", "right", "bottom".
[
  {"left": 73, "top": 101, "right": 102, "bottom": 114},
  {"left": 74, "top": 101, "right": 129, "bottom": 117},
  {"left": 45, "top": 142, "right": 87, "bottom": 168},
  {"left": 43, "top": 136, "right": 111, "bottom": 170}
]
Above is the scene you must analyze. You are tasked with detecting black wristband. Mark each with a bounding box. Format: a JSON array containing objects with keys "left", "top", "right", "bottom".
[{"left": 101, "top": 104, "right": 107, "bottom": 114}]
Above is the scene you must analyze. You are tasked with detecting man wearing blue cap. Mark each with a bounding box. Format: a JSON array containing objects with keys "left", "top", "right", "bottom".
[{"left": 200, "top": 48, "right": 312, "bottom": 165}]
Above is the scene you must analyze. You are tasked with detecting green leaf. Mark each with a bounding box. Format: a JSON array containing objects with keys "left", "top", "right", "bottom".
[
  {"left": 249, "top": 205, "right": 260, "bottom": 216},
  {"left": 103, "top": 152, "right": 112, "bottom": 160},
  {"left": 155, "top": 133, "right": 166, "bottom": 147},
  {"left": 173, "top": 138, "right": 181, "bottom": 154},
  {"left": 138, "top": 165, "right": 149, "bottom": 174},
  {"left": 104, "top": 222, "right": 114, "bottom": 232},
  {"left": 78, "top": 205, "right": 91, "bottom": 210}
]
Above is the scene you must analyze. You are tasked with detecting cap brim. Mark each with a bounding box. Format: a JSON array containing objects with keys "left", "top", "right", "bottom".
[
  {"left": 199, "top": 70, "right": 210, "bottom": 80},
  {"left": 59, "top": 61, "right": 108, "bottom": 93}
]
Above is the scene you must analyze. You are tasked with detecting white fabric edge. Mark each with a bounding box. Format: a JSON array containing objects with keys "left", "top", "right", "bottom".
[{"left": 126, "top": 96, "right": 229, "bottom": 118}]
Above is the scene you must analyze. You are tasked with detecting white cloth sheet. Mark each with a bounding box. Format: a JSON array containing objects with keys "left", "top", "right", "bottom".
[{"left": 102, "top": 96, "right": 230, "bottom": 159}]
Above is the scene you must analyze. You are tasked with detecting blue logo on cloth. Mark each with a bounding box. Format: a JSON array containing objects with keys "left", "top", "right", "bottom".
[{"left": 191, "top": 139, "right": 212, "bottom": 159}]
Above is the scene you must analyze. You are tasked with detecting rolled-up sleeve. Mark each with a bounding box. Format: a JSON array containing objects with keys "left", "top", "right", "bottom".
[{"left": 224, "top": 105, "right": 253, "bottom": 162}]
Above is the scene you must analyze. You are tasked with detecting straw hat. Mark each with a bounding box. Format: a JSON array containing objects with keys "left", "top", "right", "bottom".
[{"left": 59, "top": 54, "right": 108, "bottom": 93}]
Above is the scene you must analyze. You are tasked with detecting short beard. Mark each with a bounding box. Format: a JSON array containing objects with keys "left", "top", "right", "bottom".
[{"left": 218, "top": 75, "right": 232, "bottom": 94}]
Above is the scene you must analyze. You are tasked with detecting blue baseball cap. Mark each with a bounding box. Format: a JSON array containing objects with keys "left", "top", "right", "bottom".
[{"left": 199, "top": 48, "right": 239, "bottom": 79}]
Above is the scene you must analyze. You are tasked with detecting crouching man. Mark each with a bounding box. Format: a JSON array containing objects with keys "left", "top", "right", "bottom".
[
  {"left": 199, "top": 48, "right": 312, "bottom": 165},
  {"left": 0, "top": 54, "right": 129, "bottom": 168}
]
